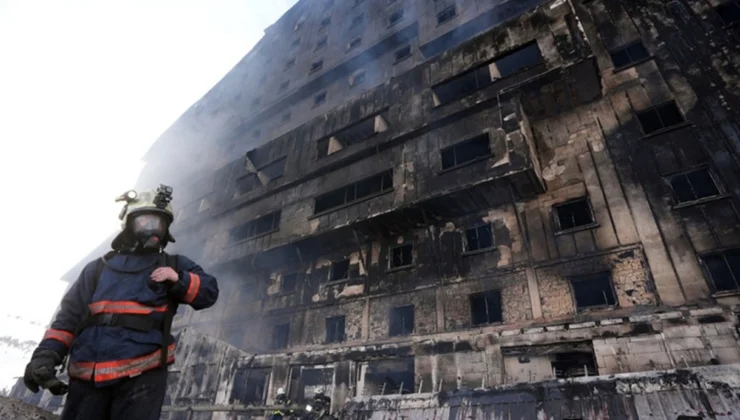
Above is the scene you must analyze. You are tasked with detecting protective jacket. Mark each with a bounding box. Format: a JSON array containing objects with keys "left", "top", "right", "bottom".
[{"left": 37, "top": 250, "right": 218, "bottom": 387}]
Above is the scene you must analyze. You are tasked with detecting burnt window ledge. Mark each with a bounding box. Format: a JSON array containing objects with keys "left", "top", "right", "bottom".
[
  {"left": 672, "top": 194, "right": 730, "bottom": 210},
  {"left": 309, "top": 188, "right": 394, "bottom": 220},
  {"left": 576, "top": 303, "right": 619, "bottom": 313},
  {"left": 462, "top": 246, "right": 497, "bottom": 257},
  {"left": 642, "top": 121, "right": 694, "bottom": 139},
  {"left": 612, "top": 55, "right": 655, "bottom": 73},
  {"left": 386, "top": 264, "right": 414, "bottom": 274},
  {"left": 322, "top": 277, "right": 353, "bottom": 286},
  {"left": 437, "top": 154, "right": 493, "bottom": 175},
  {"left": 554, "top": 222, "right": 600, "bottom": 236},
  {"left": 712, "top": 289, "right": 740, "bottom": 298},
  {"left": 227, "top": 228, "right": 280, "bottom": 248}
]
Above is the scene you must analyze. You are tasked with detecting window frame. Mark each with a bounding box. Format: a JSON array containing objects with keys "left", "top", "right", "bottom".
[
  {"left": 552, "top": 196, "right": 598, "bottom": 234},
  {"left": 439, "top": 133, "right": 493, "bottom": 173},
  {"left": 389, "top": 305, "right": 415, "bottom": 337},
  {"left": 271, "top": 323, "right": 290, "bottom": 349},
  {"left": 388, "top": 9, "right": 404, "bottom": 27},
  {"left": 666, "top": 165, "right": 722, "bottom": 207},
  {"left": 393, "top": 45, "right": 412, "bottom": 63},
  {"left": 635, "top": 100, "right": 687, "bottom": 136},
  {"left": 325, "top": 315, "right": 346, "bottom": 343},
  {"left": 280, "top": 272, "right": 299, "bottom": 294},
  {"left": 608, "top": 40, "right": 651, "bottom": 71},
  {"left": 229, "top": 210, "right": 282, "bottom": 243},
  {"left": 699, "top": 248, "right": 740, "bottom": 294},
  {"left": 469, "top": 289, "right": 503, "bottom": 326},
  {"left": 569, "top": 272, "right": 618, "bottom": 311},
  {"left": 388, "top": 243, "right": 414, "bottom": 271},
  {"left": 463, "top": 224, "right": 495, "bottom": 255},
  {"left": 436, "top": 6, "right": 457, "bottom": 25},
  {"left": 329, "top": 259, "right": 351, "bottom": 282},
  {"left": 313, "top": 170, "right": 394, "bottom": 215},
  {"left": 313, "top": 91, "right": 327, "bottom": 107}
]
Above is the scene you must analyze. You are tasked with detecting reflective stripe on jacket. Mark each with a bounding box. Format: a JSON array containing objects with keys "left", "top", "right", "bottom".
[{"left": 37, "top": 252, "right": 219, "bottom": 387}]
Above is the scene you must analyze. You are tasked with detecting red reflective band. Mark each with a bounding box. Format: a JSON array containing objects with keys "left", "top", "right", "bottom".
[
  {"left": 67, "top": 343, "right": 176, "bottom": 382},
  {"left": 89, "top": 300, "right": 168, "bottom": 315},
  {"left": 43, "top": 329, "right": 74, "bottom": 347},
  {"left": 93, "top": 343, "right": 176, "bottom": 383},
  {"left": 183, "top": 272, "right": 200, "bottom": 304}
]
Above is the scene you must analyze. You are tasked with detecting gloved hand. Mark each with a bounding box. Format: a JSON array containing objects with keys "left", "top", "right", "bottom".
[{"left": 23, "top": 349, "right": 69, "bottom": 396}]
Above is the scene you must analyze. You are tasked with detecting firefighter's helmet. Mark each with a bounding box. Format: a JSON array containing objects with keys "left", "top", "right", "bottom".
[{"left": 111, "top": 185, "right": 176, "bottom": 250}]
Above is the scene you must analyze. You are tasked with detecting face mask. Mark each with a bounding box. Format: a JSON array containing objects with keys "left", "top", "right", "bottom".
[{"left": 130, "top": 213, "right": 168, "bottom": 250}]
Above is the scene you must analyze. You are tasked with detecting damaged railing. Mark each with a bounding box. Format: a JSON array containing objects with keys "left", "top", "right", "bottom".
[{"left": 162, "top": 403, "right": 307, "bottom": 417}]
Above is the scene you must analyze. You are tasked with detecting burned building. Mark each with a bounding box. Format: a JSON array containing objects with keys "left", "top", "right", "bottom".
[{"left": 11, "top": 0, "right": 740, "bottom": 418}]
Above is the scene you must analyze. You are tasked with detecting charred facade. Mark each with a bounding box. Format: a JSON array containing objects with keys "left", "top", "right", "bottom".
[{"left": 14, "top": 0, "right": 740, "bottom": 418}]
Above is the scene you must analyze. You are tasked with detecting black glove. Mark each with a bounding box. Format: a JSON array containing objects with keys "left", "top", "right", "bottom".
[{"left": 23, "top": 349, "right": 68, "bottom": 396}]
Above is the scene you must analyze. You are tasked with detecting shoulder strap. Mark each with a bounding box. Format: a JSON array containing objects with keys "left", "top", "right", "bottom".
[{"left": 160, "top": 253, "right": 179, "bottom": 369}]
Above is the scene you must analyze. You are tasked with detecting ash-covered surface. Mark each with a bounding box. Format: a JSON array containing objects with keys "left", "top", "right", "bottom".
[{"left": 0, "top": 396, "right": 58, "bottom": 420}]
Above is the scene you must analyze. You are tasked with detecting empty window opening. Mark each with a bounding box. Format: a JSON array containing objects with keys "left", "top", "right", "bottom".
[
  {"left": 361, "top": 358, "right": 415, "bottom": 396},
  {"left": 465, "top": 224, "right": 494, "bottom": 252},
  {"left": 716, "top": 1, "right": 740, "bottom": 26},
  {"left": 284, "top": 58, "right": 295, "bottom": 71},
  {"left": 290, "top": 366, "right": 335, "bottom": 404},
  {"left": 669, "top": 167, "right": 720, "bottom": 204},
  {"left": 389, "top": 244, "right": 413, "bottom": 269},
  {"left": 229, "top": 210, "right": 281, "bottom": 243},
  {"left": 553, "top": 197, "right": 595, "bottom": 232},
  {"left": 636, "top": 101, "right": 685, "bottom": 135},
  {"left": 330, "top": 259, "right": 350, "bottom": 281},
  {"left": 325, "top": 315, "right": 346, "bottom": 343},
  {"left": 609, "top": 41, "right": 650, "bottom": 69},
  {"left": 394, "top": 45, "right": 411, "bottom": 62},
  {"left": 431, "top": 42, "right": 542, "bottom": 105},
  {"left": 315, "top": 36, "right": 328, "bottom": 50},
  {"left": 271, "top": 323, "right": 290, "bottom": 349},
  {"left": 350, "top": 70, "right": 366, "bottom": 87},
  {"left": 320, "top": 16, "right": 332, "bottom": 27},
  {"left": 279, "top": 80, "right": 290, "bottom": 91},
  {"left": 702, "top": 248, "right": 740, "bottom": 292},
  {"left": 551, "top": 351, "right": 597, "bottom": 378},
  {"left": 437, "top": 6, "right": 457, "bottom": 24},
  {"left": 389, "top": 305, "right": 414, "bottom": 336},
  {"left": 235, "top": 173, "right": 260, "bottom": 198},
  {"left": 388, "top": 9, "right": 404, "bottom": 26},
  {"left": 290, "top": 38, "right": 301, "bottom": 49},
  {"left": 571, "top": 272, "right": 617, "bottom": 310},
  {"left": 310, "top": 59, "right": 324, "bottom": 73},
  {"left": 314, "top": 170, "right": 393, "bottom": 214},
  {"left": 441, "top": 133, "right": 492, "bottom": 170},
  {"left": 348, "top": 37, "right": 362, "bottom": 51},
  {"left": 351, "top": 14, "right": 364, "bottom": 29},
  {"left": 253, "top": 157, "right": 287, "bottom": 185},
  {"left": 470, "top": 290, "right": 503, "bottom": 325},
  {"left": 230, "top": 367, "right": 271, "bottom": 405},
  {"left": 314, "top": 91, "right": 327, "bottom": 106},
  {"left": 317, "top": 112, "right": 389, "bottom": 158},
  {"left": 281, "top": 272, "right": 298, "bottom": 294},
  {"left": 281, "top": 112, "right": 291, "bottom": 123}
]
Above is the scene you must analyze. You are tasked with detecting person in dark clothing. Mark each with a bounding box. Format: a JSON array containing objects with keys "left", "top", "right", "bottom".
[{"left": 23, "top": 185, "right": 219, "bottom": 420}]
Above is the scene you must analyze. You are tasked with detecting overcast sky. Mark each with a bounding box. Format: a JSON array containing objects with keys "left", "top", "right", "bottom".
[{"left": 0, "top": 0, "right": 298, "bottom": 391}]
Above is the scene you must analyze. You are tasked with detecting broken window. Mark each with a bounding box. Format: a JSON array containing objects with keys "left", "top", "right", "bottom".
[
  {"left": 668, "top": 167, "right": 720, "bottom": 204},
  {"left": 350, "top": 70, "right": 366, "bottom": 87},
  {"left": 437, "top": 6, "right": 457, "bottom": 24},
  {"left": 716, "top": 1, "right": 740, "bottom": 26},
  {"left": 431, "top": 42, "right": 542, "bottom": 105},
  {"left": 290, "top": 366, "right": 335, "bottom": 403},
  {"left": 388, "top": 9, "right": 404, "bottom": 26},
  {"left": 440, "top": 133, "right": 492, "bottom": 170},
  {"left": 394, "top": 45, "right": 411, "bottom": 62},
  {"left": 279, "top": 80, "right": 290, "bottom": 91},
  {"left": 551, "top": 351, "right": 597, "bottom": 378},
  {"left": 235, "top": 173, "right": 260, "bottom": 198},
  {"left": 271, "top": 323, "right": 290, "bottom": 349},
  {"left": 570, "top": 272, "right": 617, "bottom": 310},
  {"left": 470, "top": 290, "right": 503, "bottom": 325},
  {"left": 702, "top": 248, "right": 740, "bottom": 292},
  {"left": 284, "top": 58, "right": 295, "bottom": 71},
  {"left": 325, "top": 315, "right": 346, "bottom": 343},
  {"left": 315, "top": 36, "right": 328, "bottom": 50},
  {"left": 553, "top": 197, "right": 595, "bottom": 232},
  {"left": 350, "top": 14, "right": 364, "bottom": 29},
  {"left": 316, "top": 112, "right": 389, "bottom": 158},
  {"left": 330, "top": 259, "right": 350, "bottom": 281},
  {"left": 281, "top": 272, "right": 298, "bottom": 294},
  {"left": 389, "top": 305, "right": 414, "bottom": 336},
  {"left": 230, "top": 367, "right": 271, "bottom": 405},
  {"left": 636, "top": 101, "right": 685, "bottom": 135},
  {"left": 465, "top": 224, "right": 494, "bottom": 252},
  {"left": 255, "top": 157, "right": 287, "bottom": 184},
  {"left": 609, "top": 41, "right": 650, "bottom": 69},
  {"left": 348, "top": 37, "right": 362, "bottom": 51},
  {"left": 314, "top": 170, "right": 393, "bottom": 213},
  {"left": 389, "top": 244, "right": 413, "bottom": 269},
  {"left": 362, "top": 358, "right": 415, "bottom": 395},
  {"left": 314, "top": 91, "right": 327, "bottom": 106},
  {"left": 310, "top": 59, "right": 324, "bottom": 73},
  {"left": 229, "top": 210, "right": 282, "bottom": 243}
]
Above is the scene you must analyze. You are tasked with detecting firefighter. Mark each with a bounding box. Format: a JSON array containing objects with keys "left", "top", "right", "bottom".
[{"left": 22, "top": 185, "right": 219, "bottom": 420}]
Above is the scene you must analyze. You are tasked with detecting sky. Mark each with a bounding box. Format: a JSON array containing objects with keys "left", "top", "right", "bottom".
[{"left": 0, "top": 0, "right": 298, "bottom": 391}]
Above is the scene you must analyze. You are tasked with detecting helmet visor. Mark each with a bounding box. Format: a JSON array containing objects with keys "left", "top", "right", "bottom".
[{"left": 131, "top": 213, "right": 168, "bottom": 238}]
